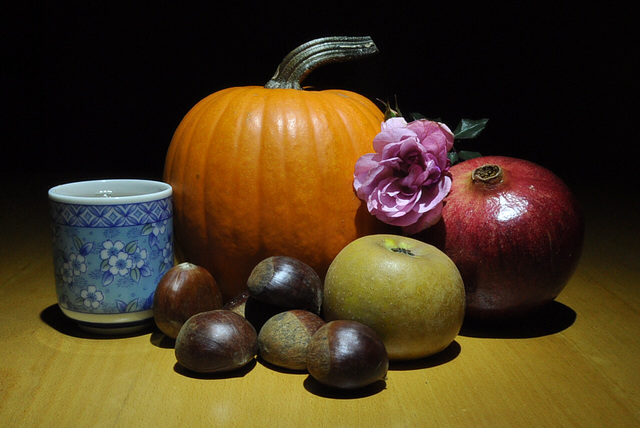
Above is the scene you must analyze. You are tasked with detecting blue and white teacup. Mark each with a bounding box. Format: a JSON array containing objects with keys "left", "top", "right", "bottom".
[{"left": 49, "top": 179, "right": 173, "bottom": 334}]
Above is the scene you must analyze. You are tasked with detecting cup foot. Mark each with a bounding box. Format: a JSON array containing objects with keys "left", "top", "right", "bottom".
[
  {"left": 76, "top": 319, "right": 154, "bottom": 336},
  {"left": 59, "top": 307, "right": 155, "bottom": 335}
]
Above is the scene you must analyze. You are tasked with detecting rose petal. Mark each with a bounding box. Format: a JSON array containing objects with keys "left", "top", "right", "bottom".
[{"left": 354, "top": 117, "right": 454, "bottom": 234}]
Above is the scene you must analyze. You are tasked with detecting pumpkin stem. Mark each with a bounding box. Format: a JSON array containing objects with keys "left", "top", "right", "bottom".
[{"left": 265, "top": 36, "right": 379, "bottom": 90}]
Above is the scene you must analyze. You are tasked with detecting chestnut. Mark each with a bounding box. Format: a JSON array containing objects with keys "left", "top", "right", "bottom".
[
  {"left": 153, "top": 262, "right": 223, "bottom": 339},
  {"left": 175, "top": 310, "right": 258, "bottom": 374},
  {"left": 247, "top": 256, "right": 323, "bottom": 314},
  {"left": 258, "top": 310, "right": 326, "bottom": 371},
  {"left": 222, "top": 291, "right": 279, "bottom": 334},
  {"left": 243, "top": 296, "right": 289, "bottom": 334},
  {"left": 223, "top": 290, "right": 250, "bottom": 317},
  {"left": 306, "top": 320, "right": 389, "bottom": 390}
]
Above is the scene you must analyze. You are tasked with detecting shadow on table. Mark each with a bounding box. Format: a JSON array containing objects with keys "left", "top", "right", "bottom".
[
  {"left": 302, "top": 340, "right": 461, "bottom": 399},
  {"left": 389, "top": 340, "right": 461, "bottom": 371},
  {"left": 149, "top": 330, "right": 176, "bottom": 348},
  {"left": 39, "top": 304, "right": 154, "bottom": 339},
  {"left": 173, "top": 360, "right": 256, "bottom": 380},
  {"left": 303, "top": 376, "right": 387, "bottom": 399},
  {"left": 459, "top": 301, "right": 577, "bottom": 339}
]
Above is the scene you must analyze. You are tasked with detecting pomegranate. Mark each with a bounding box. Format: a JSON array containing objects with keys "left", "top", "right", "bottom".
[{"left": 421, "top": 156, "right": 584, "bottom": 321}]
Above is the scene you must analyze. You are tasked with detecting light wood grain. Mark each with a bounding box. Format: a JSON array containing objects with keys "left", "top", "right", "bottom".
[{"left": 1, "top": 179, "right": 638, "bottom": 427}]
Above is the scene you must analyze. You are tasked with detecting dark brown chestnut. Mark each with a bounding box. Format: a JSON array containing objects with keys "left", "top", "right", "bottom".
[
  {"left": 175, "top": 310, "right": 258, "bottom": 374},
  {"left": 258, "top": 310, "right": 326, "bottom": 371},
  {"left": 223, "top": 290, "right": 250, "bottom": 317},
  {"left": 306, "top": 320, "right": 389, "bottom": 390},
  {"left": 247, "top": 256, "right": 323, "bottom": 314},
  {"left": 243, "top": 296, "right": 288, "bottom": 334},
  {"left": 223, "top": 291, "right": 278, "bottom": 334},
  {"left": 153, "top": 262, "right": 223, "bottom": 339}
]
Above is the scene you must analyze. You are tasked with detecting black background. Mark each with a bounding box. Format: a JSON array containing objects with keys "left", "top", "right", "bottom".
[{"left": 3, "top": 3, "right": 637, "bottom": 191}]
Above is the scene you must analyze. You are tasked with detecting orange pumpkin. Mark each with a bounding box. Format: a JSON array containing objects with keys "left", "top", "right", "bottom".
[{"left": 164, "top": 37, "right": 388, "bottom": 301}]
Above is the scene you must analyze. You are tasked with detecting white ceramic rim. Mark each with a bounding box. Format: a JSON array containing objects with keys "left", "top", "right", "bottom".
[{"left": 48, "top": 179, "right": 172, "bottom": 205}]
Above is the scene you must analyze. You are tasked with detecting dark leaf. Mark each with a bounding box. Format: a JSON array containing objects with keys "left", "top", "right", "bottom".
[
  {"left": 459, "top": 150, "right": 483, "bottom": 161},
  {"left": 453, "top": 118, "right": 489, "bottom": 139},
  {"left": 140, "top": 265, "right": 152, "bottom": 277},
  {"left": 448, "top": 151, "right": 459, "bottom": 165},
  {"left": 408, "top": 112, "right": 427, "bottom": 121},
  {"left": 102, "top": 271, "right": 114, "bottom": 286},
  {"left": 116, "top": 300, "right": 127, "bottom": 313},
  {"left": 79, "top": 242, "right": 93, "bottom": 257}
]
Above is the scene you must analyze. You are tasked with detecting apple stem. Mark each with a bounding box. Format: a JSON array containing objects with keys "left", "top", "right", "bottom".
[
  {"left": 391, "top": 247, "right": 415, "bottom": 256},
  {"left": 472, "top": 164, "right": 503, "bottom": 185}
]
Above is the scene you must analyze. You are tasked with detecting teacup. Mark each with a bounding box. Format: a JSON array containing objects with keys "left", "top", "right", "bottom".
[{"left": 48, "top": 179, "right": 173, "bottom": 334}]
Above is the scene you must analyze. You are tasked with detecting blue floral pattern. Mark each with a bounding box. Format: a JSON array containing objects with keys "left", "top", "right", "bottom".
[{"left": 51, "top": 197, "right": 173, "bottom": 315}]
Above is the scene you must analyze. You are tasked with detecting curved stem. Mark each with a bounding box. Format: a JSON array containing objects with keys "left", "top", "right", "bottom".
[{"left": 265, "top": 36, "right": 378, "bottom": 90}]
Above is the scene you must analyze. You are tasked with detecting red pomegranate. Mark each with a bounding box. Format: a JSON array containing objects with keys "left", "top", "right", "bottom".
[{"left": 421, "top": 156, "right": 584, "bottom": 321}]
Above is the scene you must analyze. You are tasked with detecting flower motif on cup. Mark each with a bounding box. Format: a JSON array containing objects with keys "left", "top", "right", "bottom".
[
  {"left": 66, "top": 253, "right": 87, "bottom": 276},
  {"left": 99, "top": 239, "right": 152, "bottom": 286},
  {"left": 80, "top": 285, "right": 104, "bottom": 309},
  {"left": 55, "top": 234, "right": 94, "bottom": 285},
  {"left": 101, "top": 240, "right": 125, "bottom": 260},
  {"left": 108, "top": 251, "right": 133, "bottom": 276},
  {"left": 142, "top": 220, "right": 168, "bottom": 248},
  {"left": 160, "top": 240, "right": 173, "bottom": 275},
  {"left": 130, "top": 247, "right": 148, "bottom": 269}
]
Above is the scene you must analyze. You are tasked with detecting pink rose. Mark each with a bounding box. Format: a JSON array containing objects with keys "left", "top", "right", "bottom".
[{"left": 354, "top": 117, "right": 454, "bottom": 234}]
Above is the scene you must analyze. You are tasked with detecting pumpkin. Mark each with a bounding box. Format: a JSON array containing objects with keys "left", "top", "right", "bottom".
[{"left": 164, "top": 36, "right": 388, "bottom": 301}]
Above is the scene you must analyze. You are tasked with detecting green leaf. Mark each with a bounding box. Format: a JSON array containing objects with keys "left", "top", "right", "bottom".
[
  {"left": 125, "top": 241, "right": 138, "bottom": 255},
  {"left": 73, "top": 235, "right": 83, "bottom": 252},
  {"left": 459, "top": 150, "right": 483, "bottom": 161},
  {"left": 448, "top": 151, "right": 459, "bottom": 165},
  {"left": 141, "top": 223, "right": 154, "bottom": 236},
  {"left": 126, "top": 299, "right": 138, "bottom": 312},
  {"left": 453, "top": 118, "right": 489, "bottom": 139},
  {"left": 131, "top": 267, "right": 141, "bottom": 283}
]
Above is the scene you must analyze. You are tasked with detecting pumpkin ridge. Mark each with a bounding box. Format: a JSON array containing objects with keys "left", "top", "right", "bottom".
[
  {"left": 280, "top": 92, "right": 312, "bottom": 258},
  {"left": 195, "top": 89, "right": 240, "bottom": 258},
  {"left": 168, "top": 92, "right": 222, "bottom": 253},
  {"left": 303, "top": 94, "right": 329, "bottom": 261},
  {"left": 251, "top": 88, "right": 270, "bottom": 255},
  {"left": 201, "top": 90, "right": 238, "bottom": 259},
  {"left": 225, "top": 87, "right": 266, "bottom": 252},
  {"left": 311, "top": 93, "right": 346, "bottom": 260}
]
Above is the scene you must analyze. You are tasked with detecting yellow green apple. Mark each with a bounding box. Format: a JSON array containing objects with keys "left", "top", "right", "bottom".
[{"left": 323, "top": 234, "right": 465, "bottom": 360}]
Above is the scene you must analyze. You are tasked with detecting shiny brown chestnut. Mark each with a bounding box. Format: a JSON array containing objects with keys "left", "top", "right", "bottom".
[
  {"left": 175, "top": 310, "right": 258, "bottom": 374},
  {"left": 153, "top": 262, "right": 223, "bottom": 339},
  {"left": 247, "top": 256, "right": 323, "bottom": 314},
  {"left": 306, "top": 320, "right": 389, "bottom": 390},
  {"left": 258, "top": 310, "right": 326, "bottom": 371}
]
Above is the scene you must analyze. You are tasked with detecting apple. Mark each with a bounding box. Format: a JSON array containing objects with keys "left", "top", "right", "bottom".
[
  {"left": 420, "top": 156, "right": 585, "bottom": 321},
  {"left": 323, "top": 234, "right": 465, "bottom": 360}
]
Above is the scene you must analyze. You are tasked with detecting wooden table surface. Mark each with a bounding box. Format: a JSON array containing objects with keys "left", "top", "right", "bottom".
[{"left": 1, "top": 177, "right": 638, "bottom": 428}]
